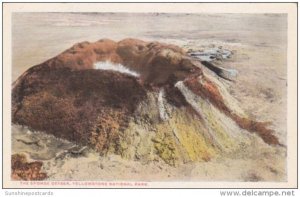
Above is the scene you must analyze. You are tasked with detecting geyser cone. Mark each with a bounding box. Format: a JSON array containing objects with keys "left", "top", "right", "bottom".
[{"left": 12, "top": 38, "right": 280, "bottom": 166}]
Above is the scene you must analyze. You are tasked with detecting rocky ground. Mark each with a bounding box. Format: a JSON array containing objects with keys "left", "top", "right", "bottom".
[{"left": 11, "top": 13, "right": 287, "bottom": 182}]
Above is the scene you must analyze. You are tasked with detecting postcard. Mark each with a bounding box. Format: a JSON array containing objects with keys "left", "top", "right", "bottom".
[{"left": 2, "top": 2, "right": 297, "bottom": 188}]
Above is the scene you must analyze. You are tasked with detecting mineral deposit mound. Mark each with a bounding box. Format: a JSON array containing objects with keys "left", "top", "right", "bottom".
[{"left": 12, "top": 38, "right": 280, "bottom": 166}]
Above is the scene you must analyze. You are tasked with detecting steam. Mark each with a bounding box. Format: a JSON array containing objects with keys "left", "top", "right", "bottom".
[{"left": 94, "top": 61, "right": 140, "bottom": 77}]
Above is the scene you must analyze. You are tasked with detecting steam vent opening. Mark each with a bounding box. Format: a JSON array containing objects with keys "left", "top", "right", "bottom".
[{"left": 12, "top": 38, "right": 282, "bottom": 173}]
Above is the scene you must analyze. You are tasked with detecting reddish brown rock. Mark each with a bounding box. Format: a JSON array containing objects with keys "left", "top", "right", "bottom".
[
  {"left": 12, "top": 69, "right": 147, "bottom": 147},
  {"left": 11, "top": 154, "right": 47, "bottom": 181}
]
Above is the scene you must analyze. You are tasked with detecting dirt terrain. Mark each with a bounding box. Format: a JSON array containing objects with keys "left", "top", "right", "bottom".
[{"left": 11, "top": 13, "right": 287, "bottom": 182}]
